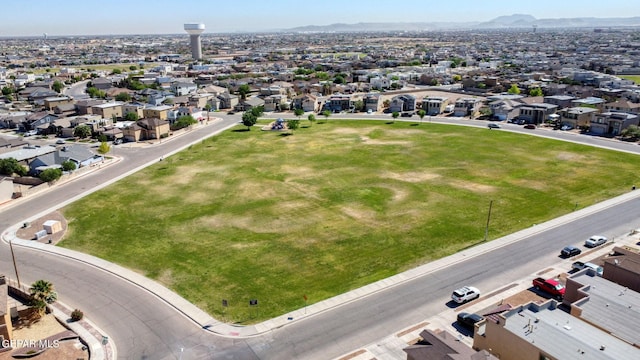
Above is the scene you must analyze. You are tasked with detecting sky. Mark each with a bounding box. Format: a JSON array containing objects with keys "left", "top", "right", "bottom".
[{"left": 0, "top": 0, "right": 637, "bottom": 36}]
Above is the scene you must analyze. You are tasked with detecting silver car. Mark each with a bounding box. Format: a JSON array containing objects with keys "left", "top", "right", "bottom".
[{"left": 584, "top": 235, "right": 607, "bottom": 248}]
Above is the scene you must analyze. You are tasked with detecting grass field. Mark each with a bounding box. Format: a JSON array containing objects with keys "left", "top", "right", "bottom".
[
  {"left": 59, "top": 121, "right": 640, "bottom": 323},
  {"left": 619, "top": 75, "right": 640, "bottom": 84}
]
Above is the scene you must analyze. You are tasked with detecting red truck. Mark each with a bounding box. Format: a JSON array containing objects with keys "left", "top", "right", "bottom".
[{"left": 532, "top": 277, "right": 565, "bottom": 299}]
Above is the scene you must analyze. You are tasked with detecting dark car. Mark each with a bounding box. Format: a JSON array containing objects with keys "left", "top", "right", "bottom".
[
  {"left": 524, "top": 124, "right": 536, "bottom": 129},
  {"left": 457, "top": 312, "right": 484, "bottom": 328},
  {"left": 401, "top": 112, "right": 413, "bottom": 117},
  {"left": 561, "top": 246, "right": 581, "bottom": 258}
]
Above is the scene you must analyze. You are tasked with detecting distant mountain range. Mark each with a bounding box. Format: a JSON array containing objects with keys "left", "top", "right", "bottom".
[{"left": 285, "top": 14, "right": 640, "bottom": 32}]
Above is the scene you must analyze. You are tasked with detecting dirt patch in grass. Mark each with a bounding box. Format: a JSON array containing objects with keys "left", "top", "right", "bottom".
[
  {"left": 382, "top": 171, "right": 440, "bottom": 183},
  {"left": 556, "top": 152, "right": 585, "bottom": 161},
  {"left": 449, "top": 180, "right": 496, "bottom": 193}
]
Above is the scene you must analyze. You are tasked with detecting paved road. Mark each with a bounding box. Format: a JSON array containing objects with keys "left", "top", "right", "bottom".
[{"left": 1, "top": 114, "right": 639, "bottom": 359}]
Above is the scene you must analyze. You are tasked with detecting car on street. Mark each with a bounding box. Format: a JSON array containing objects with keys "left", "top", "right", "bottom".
[
  {"left": 456, "top": 312, "right": 484, "bottom": 329},
  {"left": 523, "top": 124, "right": 536, "bottom": 129},
  {"left": 451, "top": 286, "right": 480, "bottom": 304},
  {"left": 56, "top": 139, "right": 66, "bottom": 144},
  {"left": 560, "top": 245, "right": 581, "bottom": 258},
  {"left": 113, "top": 138, "right": 123, "bottom": 145},
  {"left": 401, "top": 112, "right": 413, "bottom": 117},
  {"left": 560, "top": 125, "right": 573, "bottom": 131},
  {"left": 487, "top": 123, "right": 501, "bottom": 129},
  {"left": 584, "top": 235, "right": 607, "bottom": 248}
]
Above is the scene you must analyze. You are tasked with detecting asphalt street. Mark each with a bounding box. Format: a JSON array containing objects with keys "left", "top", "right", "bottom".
[{"left": 1, "top": 115, "right": 639, "bottom": 359}]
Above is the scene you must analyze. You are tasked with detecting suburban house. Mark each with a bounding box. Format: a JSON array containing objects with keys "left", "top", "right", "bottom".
[
  {"left": 235, "top": 97, "right": 265, "bottom": 112},
  {"left": 389, "top": 94, "right": 417, "bottom": 113},
  {"left": 171, "top": 82, "right": 198, "bottom": 96},
  {"left": 422, "top": 96, "right": 449, "bottom": 116},
  {"left": 21, "top": 112, "right": 58, "bottom": 133},
  {"left": 75, "top": 99, "right": 105, "bottom": 115},
  {"left": 91, "top": 102, "right": 123, "bottom": 120},
  {"left": 453, "top": 98, "right": 482, "bottom": 117},
  {"left": 0, "top": 177, "right": 13, "bottom": 204},
  {"left": 24, "top": 88, "right": 59, "bottom": 105},
  {"left": 489, "top": 99, "right": 520, "bottom": 121},
  {"left": 325, "top": 94, "right": 352, "bottom": 112},
  {"left": 590, "top": 111, "right": 639, "bottom": 136},
  {"left": 571, "top": 97, "right": 606, "bottom": 111},
  {"left": 188, "top": 93, "right": 215, "bottom": 109},
  {"left": 122, "top": 118, "right": 170, "bottom": 142},
  {"left": 217, "top": 92, "right": 239, "bottom": 109},
  {"left": 263, "top": 95, "right": 288, "bottom": 112},
  {"left": 43, "top": 96, "right": 74, "bottom": 111},
  {"left": 404, "top": 329, "right": 497, "bottom": 360},
  {"left": 0, "top": 145, "right": 56, "bottom": 169},
  {"left": 559, "top": 106, "right": 597, "bottom": 129},
  {"left": 517, "top": 103, "right": 558, "bottom": 124},
  {"left": 363, "top": 93, "right": 381, "bottom": 113},
  {"left": 543, "top": 95, "right": 576, "bottom": 109},
  {"left": 122, "top": 103, "right": 146, "bottom": 119},
  {"left": 292, "top": 94, "right": 321, "bottom": 113},
  {"left": 142, "top": 105, "right": 172, "bottom": 121},
  {"left": 603, "top": 99, "right": 640, "bottom": 115},
  {"left": 29, "top": 145, "right": 104, "bottom": 174},
  {"left": 91, "top": 77, "right": 113, "bottom": 90},
  {"left": 53, "top": 103, "right": 77, "bottom": 117}
]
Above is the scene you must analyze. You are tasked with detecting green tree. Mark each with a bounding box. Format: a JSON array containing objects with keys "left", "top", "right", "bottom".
[
  {"left": 2, "top": 86, "right": 14, "bottom": 96},
  {"left": 241, "top": 112, "right": 257, "bottom": 130},
  {"left": 391, "top": 111, "right": 400, "bottom": 123},
  {"left": 452, "top": 74, "right": 462, "bottom": 82},
  {"left": 124, "top": 112, "right": 139, "bottom": 121},
  {"left": 287, "top": 119, "right": 300, "bottom": 134},
  {"left": 98, "top": 142, "right": 111, "bottom": 154},
  {"left": 112, "top": 68, "right": 122, "bottom": 75},
  {"left": 39, "top": 168, "right": 63, "bottom": 182},
  {"left": 204, "top": 104, "right": 212, "bottom": 121},
  {"left": 61, "top": 160, "right": 76, "bottom": 172},
  {"left": 162, "top": 98, "right": 174, "bottom": 105},
  {"left": 238, "top": 84, "right": 251, "bottom": 100},
  {"left": 74, "top": 125, "right": 92, "bottom": 138},
  {"left": 507, "top": 84, "right": 521, "bottom": 94},
  {"left": 529, "top": 87, "right": 544, "bottom": 97},
  {"left": 52, "top": 80, "right": 64, "bottom": 93},
  {"left": 294, "top": 108, "right": 304, "bottom": 119},
  {"left": 0, "top": 158, "right": 27, "bottom": 176},
  {"left": 129, "top": 65, "right": 138, "bottom": 71},
  {"left": 321, "top": 110, "right": 331, "bottom": 122},
  {"left": 417, "top": 109, "right": 426, "bottom": 123},
  {"left": 173, "top": 115, "right": 197, "bottom": 130},
  {"left": 353, "top": 100, "right": 364, "bottom": 112},
  {"left": 620, "top": 125, "right": 640, "bottom": 140},
  {"left": 333, "top": 75, "right": 345, "bottom": 84},
  {"left": 307, "top": 114, "right": 316, "bottom": 126},
  {"left": 250, "top": 105, "right": 264, "bottom": 118},
  {"left": 29, "top": 280, "right": 58, "bottom": 317},
  {"left": 115, "top": 92, "right": 132, "bottom": 102}
]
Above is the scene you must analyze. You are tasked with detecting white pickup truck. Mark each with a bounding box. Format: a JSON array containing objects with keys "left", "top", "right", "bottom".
[{"left": 572, "top": 261, "right": 603, "bottom": 276}]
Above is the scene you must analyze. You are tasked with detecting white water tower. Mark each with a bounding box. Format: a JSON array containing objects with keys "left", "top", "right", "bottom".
[{"left": 184, "top": 23, "right": 205, "bottom": 60}]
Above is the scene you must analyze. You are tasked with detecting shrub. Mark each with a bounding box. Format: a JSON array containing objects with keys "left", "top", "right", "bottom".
[{"left": 71, "top": 309, "right": 84, "bottom": 322}]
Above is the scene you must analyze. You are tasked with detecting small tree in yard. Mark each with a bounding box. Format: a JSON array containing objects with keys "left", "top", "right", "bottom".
[
  {"left": 0, "top": 158, "right": 27, "bottom": 176},
  {"left": 307, "top": 114, "right": 316, "bottom": 126},
  {"left": 74, "top": 124, "right": 92, "bottom": 139},
  {"left": 241, "top": 112, "right": 257, "bottom": 130},
  {"left": 294, "top": 108, "right": 304, "bottom": 119},
  {"left": 98, "top": 141, "right": 111, "bottom": 154},
  {"left": 321, "top": 110, "right": 331, "bottom": 123},
  {"left": 287, "top": 119, "right": 300, "bottom": 134},
  {"left": 391, "top": 111, "right": 399, "bottom": 123},
  {"left": 173, "top": 115, "right": 197, "bottom": 130},
  {"left": 417, "top": 109, "right": 426, "bottom": 123},
  {"left": 61, "top": 160, "right": 76, "bottom": 172},
  {"left": 39, "top": 168, "right": 62, "bottom": 182},
  {"left": 30, "top": 280, "right": 57, "bottom": 318}
]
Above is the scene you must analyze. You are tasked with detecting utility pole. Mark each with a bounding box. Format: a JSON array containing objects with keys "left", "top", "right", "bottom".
[
  {"left": 484, "top": 200, "right": 494, "bottom": 242},
  {"left": 9, "top": 240, "right": 21, "bottom": 289}
]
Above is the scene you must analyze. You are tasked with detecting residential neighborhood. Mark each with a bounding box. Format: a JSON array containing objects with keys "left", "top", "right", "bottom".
[{"left": 2, "top": 4, "right": 640, "bottom": 360}]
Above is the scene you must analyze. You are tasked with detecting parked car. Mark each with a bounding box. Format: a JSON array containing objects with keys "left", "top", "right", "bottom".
[
  {"left": 560, "top": 125, "right": 573, "bottom": 131},
  {"left": 584, "top": 235, "right": 607, "bottom": 248},
  {"left": 572, "top": 261, "right": 603, "bottom": 276},
  {"left": 113, "top": 138, "right": 123, "bottom": 145},
  {"left": 451, "top": 286, "right": 480, "bottom": 304},
  {"left": 401, "top": 112, "right": 413, "bottom": 117},
  {"left": 456, "top": 312, "right": 484, "bottom": 329},
  {"left": 560, "top": 245, "right": 581, "bottom": 258},
  {"left": 55, "top": 139, "right": 66, "bottom": 145},
  {"left": 523, "top": 124, "right": 536, "bottom": 129},
  {"left": 532, "top": 277, "right": 565, "bottom": 299},
  {"left": 487, "top": 123, "right": 501, "bottom": 129}
]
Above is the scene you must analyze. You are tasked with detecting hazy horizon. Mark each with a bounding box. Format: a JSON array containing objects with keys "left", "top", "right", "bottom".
[{"left": 0, "top": 0, "right": 637, "bottom": 37}]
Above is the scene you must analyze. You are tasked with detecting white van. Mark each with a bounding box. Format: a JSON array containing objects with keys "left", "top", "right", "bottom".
[{"left": 584, "top": 262, "right": 603, "bottom": 277}]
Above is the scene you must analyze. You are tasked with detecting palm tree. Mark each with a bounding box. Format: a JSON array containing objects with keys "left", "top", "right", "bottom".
[{"left": 30, "top": 280, "right": 57, "bottom": 317}]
